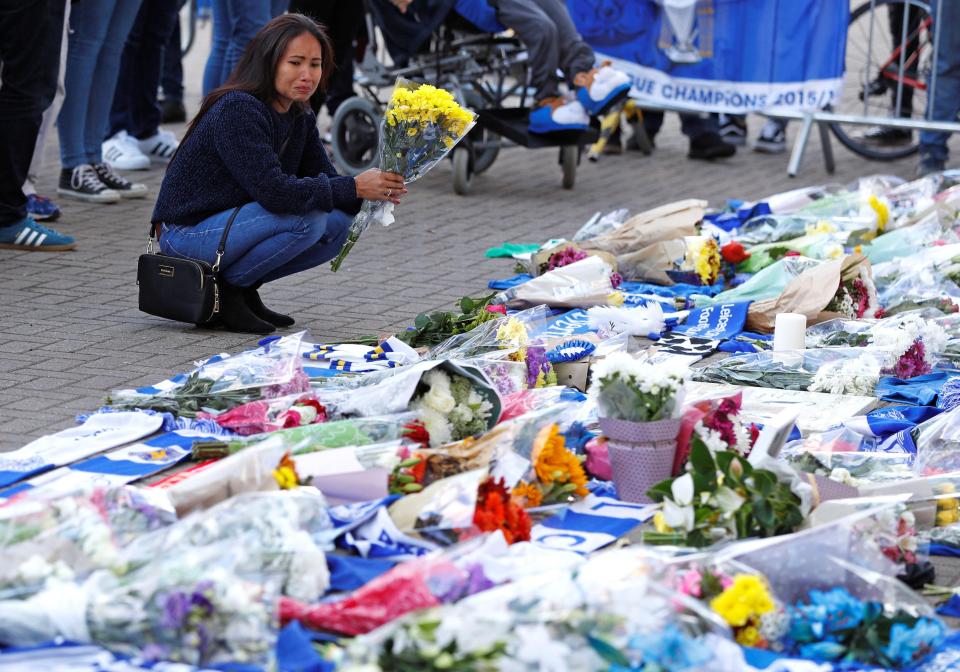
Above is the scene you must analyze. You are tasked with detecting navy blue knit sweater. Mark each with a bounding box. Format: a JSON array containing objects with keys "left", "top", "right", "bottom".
[{"left": 152, "top": 91, "right": 361, "bottom": 226}]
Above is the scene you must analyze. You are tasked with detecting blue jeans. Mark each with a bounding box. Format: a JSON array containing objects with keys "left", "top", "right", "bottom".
[
  {"left": 58, "top": 0, "right": 143, "bottom": 169},
  {"left": 919, "top": 0, "right": 960, "bottom": 163},
  {"left": 159, "top": 204, "right": 352, "bottom": 286},
  {"left": 202, "top": 0, "right": 287, "bottom": 95}
]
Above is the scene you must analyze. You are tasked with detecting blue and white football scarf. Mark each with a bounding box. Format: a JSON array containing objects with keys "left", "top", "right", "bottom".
[
  {"left": 530, "top": 494, "right": 655, "bottom": 555},
  {"left": 0, "top": 411, "right": 163, "bottom": 491}
]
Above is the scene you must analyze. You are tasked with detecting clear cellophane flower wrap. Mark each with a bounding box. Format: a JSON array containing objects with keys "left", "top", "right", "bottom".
[
  {"left": 733, "top": 214, "right": 876, "bottom": 246},
  {"left": 123, "top": 491, "right": 335, "bottom": 602},
  {"left": 494, "top": 256, "right": 623, "bottom": 310},
  {"left": 650, "top": 552, "right": 790, "bottom": 652},
  {"left": 0, "top": 486, "right": 174, "bottom": 600},
  {"left": 874, "top": 243, "right": 960, "bottom": 314},
  {"left": 318, "top": 361, "right": 501, "bottom": 442},
  {"left": 716, "top": 506, "right": 947, "bottom": 669},
  {"left": 913, "top": 406, "right": 960, "bottom": 476},
  {"left": 338, "top": 546, "right": 744, "bottom": 672},
  {"left": 424, "top": 305, "right": 553, "bottom": 362},
  {"left": 280, "top": 531, "right": 582, "bottom": 640},
  {"left": 692, "top": 347, "right": 892, "bottom": 395},
  {"left": 106, "top": 332, "right": 309, "bottom": 418},
  {"left": 0, "top": 538, "right": 280, "bottom": 666},
  {"left": 330, "top": 77, "right": 477, "bottom": 271},
  {"left": 190, "top": 411, "right": 419, "bottom": 460}
]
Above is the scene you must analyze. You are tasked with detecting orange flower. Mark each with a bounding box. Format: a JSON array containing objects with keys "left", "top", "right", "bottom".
[
  {"left": 532, "top": 424, "right": 589, "bottom": 497},
  {"left": 474, "top": 477, "right": 531, "bottom": 544},
  {"left": 512, "top": 480, "right": 543, "bottom": 508}
]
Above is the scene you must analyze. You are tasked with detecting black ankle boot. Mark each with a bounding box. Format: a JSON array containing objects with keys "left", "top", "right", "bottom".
[
  {"left": 218, "top": 282, "right": 276, "bottom": 334},
  {"left": 243, "top": 283, "right": 295, "bottom": 327}
]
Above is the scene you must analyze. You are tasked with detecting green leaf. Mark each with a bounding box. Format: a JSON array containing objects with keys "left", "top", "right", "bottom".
[
  {"left": 646, "top": 479, "right": 674, "bottom": 502},
  {"left": 689, "top": 438, "right": 716, "bottom": 477},
  {"left": 586, "top": 635, "right": 630, "bottom": 666}
]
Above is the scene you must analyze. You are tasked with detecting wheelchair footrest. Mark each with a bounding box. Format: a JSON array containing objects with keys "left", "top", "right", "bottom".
[{"left": 477, "top": 107, "right": 599, "bottom": 148}]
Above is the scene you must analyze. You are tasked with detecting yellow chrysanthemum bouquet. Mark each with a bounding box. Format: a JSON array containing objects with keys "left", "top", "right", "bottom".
[{"left": 330, "top": 78, "right": 477, "bottom": 271}]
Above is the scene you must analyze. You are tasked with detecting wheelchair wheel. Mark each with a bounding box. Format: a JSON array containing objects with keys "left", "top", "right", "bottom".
[
  {"left": 452, "top": 147, "right": 473, "bottom": 195},
  {"left": 463, "top": 90, "right": 499, "bottom": 174},
  {"left": 561, "top": 145, "right": 577, "bottom": 190},
  {"left": 331, "top": 97, "right": 380, "bottom": 176}
]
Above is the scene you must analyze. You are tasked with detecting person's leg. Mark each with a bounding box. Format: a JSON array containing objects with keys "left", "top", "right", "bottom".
[
  {"left": 529, "top": 0, "right": 595, "bottom": 84},
  {"left": 682, "top": 113, "right": 736, "bottom": 160},
  {"left": 492, "top": 0, "right": 561, "bottom": 103},
  {"left": 58, "top": 0, "right": 113, "bottom": 171},
  {"left": 203, "top": 0, "right": 230, "bottom": 95},
  {"left": 919, "top": 0, "right": 960, "bottom": 170},
  {"left": 26, "top": 0, "right": 68, "bottom": 193},
  {"left": 256, "top": 209, "right": 352, "bottom": 282},
  {"left": 0, "top": 0, "right": 54, "bottom": 226},
  {"left": 23, "top": 0, "right": 68, "bottom": 223},
  {"left": 161, "top": 4, "right": 186, "bottom": 106},
  {"left": 223, "top": 0, "right": 272, "bottom": 84},
  {"left": 158, "top": 203, "right": 337, "bottom": 287},
  {"left": 83, "top": 0, "right": 144, "bottom": 166},
  {"left": 0, "top": 0, "right": 76, "bottom": 250},
  {"left": 325, "top": 1, "right": 363, "bottom": 116},
  {"left": 127, "top": 0, "right": 180, "bottom": 140},
  {"left": 107, "top": 0, "right": 147, "bottom": 139}
]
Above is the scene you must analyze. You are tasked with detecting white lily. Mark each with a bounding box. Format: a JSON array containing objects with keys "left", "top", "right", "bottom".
[
  {"left": 662, "top": 472, "right": 695, "bottom": 532},
  {"left": 714, "top": 485, "right": 745, "bottom": 515}
]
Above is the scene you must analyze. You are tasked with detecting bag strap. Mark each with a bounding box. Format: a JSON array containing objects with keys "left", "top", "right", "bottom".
[{"left": 212, "top": 205, "right": 243, "bottom": 272}]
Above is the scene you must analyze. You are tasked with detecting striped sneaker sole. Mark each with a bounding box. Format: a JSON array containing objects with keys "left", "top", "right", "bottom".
[
  {"left": 0, "top": 228, "right": 76, "bottom": 251},
  {"left": 57, "top": 186, "right": 122, "bottom": 203}
]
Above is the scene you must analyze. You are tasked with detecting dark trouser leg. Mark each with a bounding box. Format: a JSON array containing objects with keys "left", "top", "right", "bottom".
[
  {"left": 289, "top": 0, "right": 362, "bottom": 116},
  {"left": 109, "top": 0, "right": 180, "bottom": 140},
  {"left": 161, "top": 3, "right": 186, "bottom": 103},
  {"left": 680, "top": 112, "right": 718, "bottom": 138},
  {"left": 529, "top": 0, "right": 595, "bottom": 84},
  {"left": 492, "top": 0, "right": 560, "bottom": 102},
  {"left": 0, "top": 0, "right": 59, "bottom": 227}
]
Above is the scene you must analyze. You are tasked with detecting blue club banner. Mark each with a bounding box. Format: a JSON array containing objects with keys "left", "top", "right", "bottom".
[{"left": 567, "top": 0, "right": 848, "bottom": 114}]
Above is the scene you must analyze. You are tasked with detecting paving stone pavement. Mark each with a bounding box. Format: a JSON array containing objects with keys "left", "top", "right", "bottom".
[{"left": 0, "top": 23, "right": 956, "bottom": 450}]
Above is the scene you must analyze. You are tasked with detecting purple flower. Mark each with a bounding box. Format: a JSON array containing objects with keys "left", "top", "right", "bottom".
[
  {"left": 464, "top": 563, "right": 495, "bottom": 595},
  {"left": 610, "top": 272, "right": 623, "bottom": 288},
  {"left": 524, "top": 346, "right": 550, "bottom": 388},
  {"left": 161, "top": 591, "right": 191, "bottom": 629}
]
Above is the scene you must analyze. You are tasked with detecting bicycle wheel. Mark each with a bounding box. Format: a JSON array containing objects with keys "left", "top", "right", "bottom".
[
  {"left": 829, "top": 0, "right": 932, "bottom": 161},
  {"left": 330, "top": 96, "right": 381, "bottom": 176}
]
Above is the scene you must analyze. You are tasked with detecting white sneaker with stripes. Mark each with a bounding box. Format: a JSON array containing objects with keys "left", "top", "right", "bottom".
[
  {"left": 137, "top": 129, "right": 179, "bottom": 163},
  {"left": 102, "top": 131, "right": 151, "bottom": 171}
]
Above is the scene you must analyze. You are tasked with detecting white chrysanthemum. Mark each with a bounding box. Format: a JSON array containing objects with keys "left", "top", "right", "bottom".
[
  {"left": 414, "top": 405, "right": 452, "bottom": 447},
  {"left": 693, "top": 423, "right": 728, "bottom": 456},
  {"left": 420, "top": 369, "right": 456, "bottom": 414}
]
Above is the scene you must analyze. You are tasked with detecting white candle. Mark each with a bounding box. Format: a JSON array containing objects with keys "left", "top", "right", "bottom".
[{"left": 773, "top": 313, "right": 807, "bottom": 351}]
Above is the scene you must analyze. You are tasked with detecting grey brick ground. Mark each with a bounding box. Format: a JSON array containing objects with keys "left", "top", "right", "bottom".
[{"left": 0, "top": 23, "right": 956, "bottom": 449}]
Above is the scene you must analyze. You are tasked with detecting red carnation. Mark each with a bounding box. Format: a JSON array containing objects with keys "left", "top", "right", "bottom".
[{"left": 721, "top": 241, "right": 750, "bottom": 264}]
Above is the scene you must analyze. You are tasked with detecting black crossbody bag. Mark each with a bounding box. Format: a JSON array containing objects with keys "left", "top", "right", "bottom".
[
  {"left": 137, "top": 123, "right": 295, "bottom": 324},
  {"left": 136, "top": 206, "right": 242, "bottom": 324}
]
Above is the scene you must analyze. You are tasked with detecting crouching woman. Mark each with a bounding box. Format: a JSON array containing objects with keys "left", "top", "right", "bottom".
[{"left": 151, "top": 14, "right": 404, "bottom": 334}]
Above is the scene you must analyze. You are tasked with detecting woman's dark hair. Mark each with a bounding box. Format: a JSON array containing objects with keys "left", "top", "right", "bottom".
[{"left": 183, "top": 14, "right": 334, "bottom": 143}]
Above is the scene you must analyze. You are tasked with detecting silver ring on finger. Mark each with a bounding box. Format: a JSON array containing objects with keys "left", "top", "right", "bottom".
[{"left": 386, "top": 189, "right": 392, "bottom": 197}]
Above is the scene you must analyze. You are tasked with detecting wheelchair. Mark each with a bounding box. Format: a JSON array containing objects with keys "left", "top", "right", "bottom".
[{"left": 329, "top": 0, "right": 599, "bottom": 194}]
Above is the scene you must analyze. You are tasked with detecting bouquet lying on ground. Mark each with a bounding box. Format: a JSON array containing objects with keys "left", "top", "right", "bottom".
[
  {"left": 330, "top": 78, "right": 477, "bottom": 271},
  {"left": 646, "top": 437, "right": 805, "bottom": 547}
]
